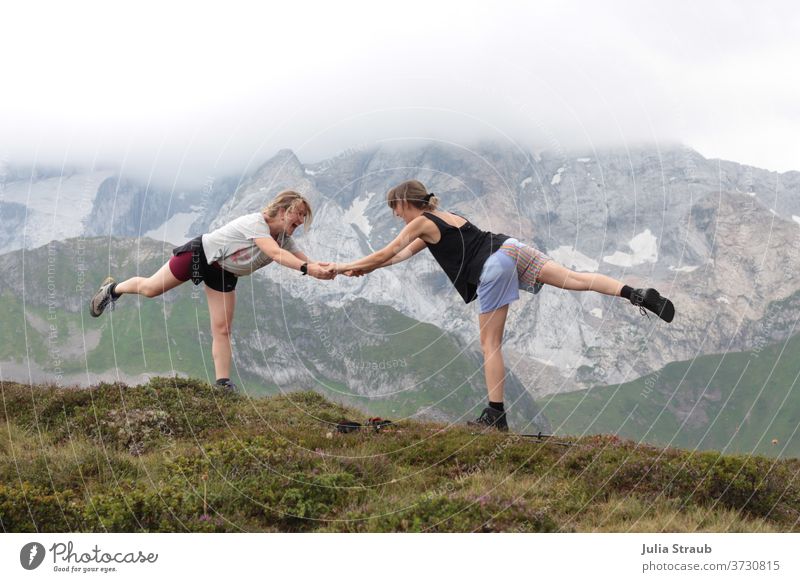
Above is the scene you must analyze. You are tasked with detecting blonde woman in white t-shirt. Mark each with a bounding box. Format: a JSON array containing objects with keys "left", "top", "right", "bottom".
[{"left": 89, "top": 190, "right": 335, "bottom": 392}]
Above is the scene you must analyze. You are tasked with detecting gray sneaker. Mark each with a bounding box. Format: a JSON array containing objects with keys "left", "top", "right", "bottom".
[
  {"left": 214, "top": 378, "right": 238, "bottom": 393},
  {"left": 90, "top": 276, "right": 117, "bottom": 317}
]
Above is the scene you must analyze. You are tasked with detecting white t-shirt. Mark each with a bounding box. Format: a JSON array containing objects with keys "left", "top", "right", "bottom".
[{"left": 201, "top": 213, "right": 300, "bottom": 276}]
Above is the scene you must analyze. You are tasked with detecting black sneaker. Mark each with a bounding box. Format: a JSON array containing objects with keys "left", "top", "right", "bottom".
[
  {"left": 467, "top": 407, "right": 509, "bottom": 432},
  {"left": 630, "top": 288, "right": 675, "bottom": 323},
  {"left": 214, "top": 378, "right": 238, "bottom": 393},
  {"left": 90, "top": 276, "right": 117, "bottom": 317}
]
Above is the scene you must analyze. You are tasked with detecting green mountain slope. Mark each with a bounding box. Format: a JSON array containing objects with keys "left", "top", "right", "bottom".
[
  {"left": 538, "top": 329, "right": 800, "bottom": 458},
  {"left": 1, "top": 377, "right": 798, "bottom": 532}
]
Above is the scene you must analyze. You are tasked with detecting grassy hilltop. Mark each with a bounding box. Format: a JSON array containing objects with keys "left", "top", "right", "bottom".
[{"left": 1, "top": 377, "right": 799, "bottom": 533}]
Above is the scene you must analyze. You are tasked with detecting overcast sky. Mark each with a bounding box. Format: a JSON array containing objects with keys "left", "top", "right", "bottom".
[{"left": 1, "top": 0, "right": 798, "bottom": 188}]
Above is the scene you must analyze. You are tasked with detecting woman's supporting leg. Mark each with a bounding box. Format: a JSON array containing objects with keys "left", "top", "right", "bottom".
[
  {"left": 205, "top": 286, "right": 236, "bottom": 381},
  {"left": 536, "top": 260, "right": 624, "bottom": 296},
  {"left": 114, "top": 261, "right": 185, "bottom": 298},
  {"left": 478, "top": 304, "right": 510, "bottom": 403}
]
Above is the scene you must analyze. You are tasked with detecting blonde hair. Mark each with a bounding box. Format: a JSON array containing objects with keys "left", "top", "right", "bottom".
[
  {"left": 262, "top": 190, "right": 313, "bottom": 230},
  {"left": 386, "top": 180, "right": 439, "bottom": 211}
]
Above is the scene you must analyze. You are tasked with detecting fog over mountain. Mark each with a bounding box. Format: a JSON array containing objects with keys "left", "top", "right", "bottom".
[{"left": 1, "top": 1, "right": 798, "bottom": 189}]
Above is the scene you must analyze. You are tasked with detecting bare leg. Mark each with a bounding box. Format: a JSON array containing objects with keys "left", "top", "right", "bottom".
[
  {"left": 205, "top": 286, "right": 236, "bottom": 381},
  {"left": 536, "top": 260, "right": 624, "bottom": 296},
  {"left": 114, "top": 261, "right": 185, "bottom": 298},
  {"left": 478, "top": 304, "right": 509, "bottom": 402}
]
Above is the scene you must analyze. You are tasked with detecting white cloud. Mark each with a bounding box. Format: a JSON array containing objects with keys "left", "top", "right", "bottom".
[{"left": 0, "top": 0, "right": 798, "bottom": 187}]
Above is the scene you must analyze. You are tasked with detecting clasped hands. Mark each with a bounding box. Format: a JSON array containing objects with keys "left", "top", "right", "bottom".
[{"left": 311, "top": 262, "right": 373, "bottom": 279}]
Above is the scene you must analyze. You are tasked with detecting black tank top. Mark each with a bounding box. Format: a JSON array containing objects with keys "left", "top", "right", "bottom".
[{"left": 422, "top": 211, "right": 509, "bottom": 304}]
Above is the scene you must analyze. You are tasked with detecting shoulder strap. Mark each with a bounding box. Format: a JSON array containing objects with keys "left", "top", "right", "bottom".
[{"left": 422, "top": 211, "right": 449, "bottom": 230}]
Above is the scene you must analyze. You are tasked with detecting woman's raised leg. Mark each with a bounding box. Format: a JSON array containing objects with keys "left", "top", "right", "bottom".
[
  {"left": 90, "top": 260, "right": 186, "bottom": 317},
  {"left": 534, "top": 259, "right": 674, "bottom": 321},
  {"left": 536, "top": 260, "right": 623, "bottom": 296},
  {"left": 114, "top": 261, "right": 185, "bottom": 298},
  {"left": 204, "top": 286, "right": 236, "bottom": 382}
]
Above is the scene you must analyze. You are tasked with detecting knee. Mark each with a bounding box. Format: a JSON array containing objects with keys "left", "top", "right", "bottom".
[
  {"left": 139, "top": 277, "right": 169, "bottom": 297},
  {"left": 211, "top": 323, "right": 232, "bottom": 339},
  {"left": 480, "top": 335, "right": 503, "bottom": 356}
]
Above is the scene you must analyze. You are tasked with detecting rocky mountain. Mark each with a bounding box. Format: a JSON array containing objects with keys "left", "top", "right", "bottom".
[
  {"left": 0, "top": 163, "right": 236, "bottom": 253},
  {"left": 200, "top": 143, "right": 800, "bottom": 397},
  {"left": 2, "top": 143, "right": 799, "bottom": 401}
]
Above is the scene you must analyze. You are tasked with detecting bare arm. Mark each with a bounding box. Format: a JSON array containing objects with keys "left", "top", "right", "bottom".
[
  {"left": 370, "top": 237, "right": 427, "bottom": 270},
  {"left": 291, "top": 250, "right": 311, "bottom": 263},
  {"left": 334, "top": 217, "right": 430, "bottom": 273},
  {"left": 254, "top": 237, "right": 305, "bottom": 271},
  {"left": 254, "top": 237, "right": 333, "bottom": 279}
]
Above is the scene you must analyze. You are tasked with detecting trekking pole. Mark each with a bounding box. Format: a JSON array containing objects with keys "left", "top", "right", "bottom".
[
  {"left": 468, "top": 430, "right": 577, "bottom": 447},
  {"left": 514, "top": 431, "right": 576, "bottom": 447}
]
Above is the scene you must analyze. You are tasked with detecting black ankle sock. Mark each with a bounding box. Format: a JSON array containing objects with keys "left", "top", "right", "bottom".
[
  {"left": 620, "top": 285, "right": 633, "bottom": 301},
  {"left": 216, "top": 377, "right": 230, "bottom": 384},
  {"left": 110, "top": 283, "right": 121, "bottom": 300},
  {"left": 489, "top": 401, "right": 505, "bottom": 412}
]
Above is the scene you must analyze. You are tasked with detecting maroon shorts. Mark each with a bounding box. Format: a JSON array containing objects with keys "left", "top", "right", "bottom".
[
  {"left": 168, "top": 251, "right": 198, "bottom": 282},
  {"left": 170, "top": 236, "right": 238, "bottom": 293}
]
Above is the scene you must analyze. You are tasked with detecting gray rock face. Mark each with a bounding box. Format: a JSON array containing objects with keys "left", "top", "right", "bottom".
[
  {"left": 3, "top": 143, "right": 798, "bottom": 400},
  {"left": 209, "top": 142, "right": 800, "bottom": 396}
]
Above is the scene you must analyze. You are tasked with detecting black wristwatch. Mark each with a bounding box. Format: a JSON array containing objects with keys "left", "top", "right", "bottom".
[{"left": 300, "top": 262, "right": 308, "bottom": 275}]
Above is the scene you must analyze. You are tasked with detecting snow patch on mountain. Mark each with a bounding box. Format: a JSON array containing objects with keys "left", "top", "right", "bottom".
[
  {"left": 342, "top": 191, "right": 376, "bottom": 236},
  {"left": 602, "top": 229, "right": 658, "bottom": 267},
  {"left": 547, "top": 245, "right": 599, "bottom": 272},
  {"left": 669, "top": 265, "right": 699, "bottom": 273},
  {"left": 143, "top": 211, "right": 202, "bottom": 245}
]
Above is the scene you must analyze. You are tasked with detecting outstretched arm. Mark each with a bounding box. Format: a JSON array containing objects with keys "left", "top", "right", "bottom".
[
  {"left": 291, "top": 250, "right": 311, "bottom": 263},
  {"left": 254, "top": 237, "right": 334, "bottom": 279},
  {"left": 334, "top": 216, "right": 430, "bottom": 273},
  {"left": 356, "top": 237, "right": 427, "bottom": 273}
]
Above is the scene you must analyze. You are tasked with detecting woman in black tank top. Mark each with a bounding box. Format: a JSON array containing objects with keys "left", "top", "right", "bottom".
[
  {"left": 334, "top": 180, "right": 675, "bottom": 431},
  {"left": 418, "top": 210, "right": 510, "bottom": 303}
]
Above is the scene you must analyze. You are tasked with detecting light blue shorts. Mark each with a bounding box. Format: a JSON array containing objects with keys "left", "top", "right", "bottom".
[{"left": 476, "top": 238, "right": 547, "bottom": 314}]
